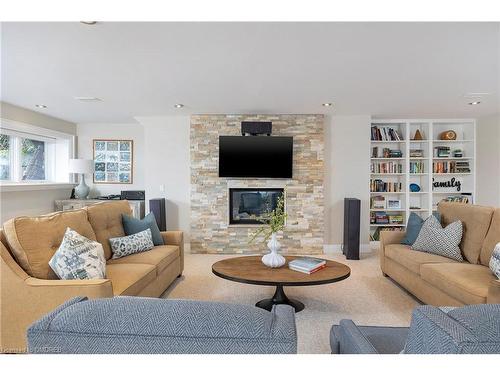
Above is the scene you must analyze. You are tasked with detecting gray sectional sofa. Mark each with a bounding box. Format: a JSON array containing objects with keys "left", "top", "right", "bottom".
[
  {"left": 27, "top": 296, "right": 297, "bottom": 354},
  {"left": 330, "top": 304, "right": 500, "bottom": 354}
]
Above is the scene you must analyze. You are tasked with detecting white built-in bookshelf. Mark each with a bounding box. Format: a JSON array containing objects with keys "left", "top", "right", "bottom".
[{"left": 369, "top": 119, "right": 476, "bottom": 244}]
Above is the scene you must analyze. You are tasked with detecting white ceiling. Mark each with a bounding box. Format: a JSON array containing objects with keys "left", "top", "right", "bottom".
[{"left": 1, "top": 22, "right": 499, "bottom": 123}]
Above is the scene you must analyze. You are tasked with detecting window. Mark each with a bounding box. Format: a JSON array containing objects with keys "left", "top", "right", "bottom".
[
  {"left": 0, "top": 119, "right": 74, "bottom": 184},
  {"left": 0, "top": 134, "right": 11, "bottom": 180}
]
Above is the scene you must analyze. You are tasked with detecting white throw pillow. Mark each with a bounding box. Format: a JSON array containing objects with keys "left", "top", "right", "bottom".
[
  {"left": 49, "top": 227, "right": 106, "bottom": 280},
  {"left": 109, "top": 228, "right": 154, "bottom": 259},
  {"left": 490, "top": 243, "right": 500, "bottom": 279},
  {"left": 411, "top": 215, "right": 464, "bottom": 262}
]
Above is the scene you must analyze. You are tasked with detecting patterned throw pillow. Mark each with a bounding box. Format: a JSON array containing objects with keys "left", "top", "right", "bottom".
[
  {"left": 109, "top": 228, "right": 154, "bottom": 259},
  {"left": 401, "top": 212, "right": 441, "bottom": 246},
  {"left": 411, "top": 215, "right": 464, "bottom": 262},
  {"left": 122, "top": 212, "right": 164, "bottom": 246},
  {"left": 490, "top": 243, "right": 500, "bottom": 279},
  {"left": 49, "top": 228, "right": 106, "bottom": 280}
]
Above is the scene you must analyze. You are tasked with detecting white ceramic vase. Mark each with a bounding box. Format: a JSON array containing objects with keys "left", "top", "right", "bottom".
[{"left": 261, "top": 232, "right": 286, "bottom": 268}]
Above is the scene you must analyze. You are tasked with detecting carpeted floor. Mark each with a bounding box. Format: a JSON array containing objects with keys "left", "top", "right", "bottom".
[{"left": 161, "top": 249, "right": 420, "bottom": 354}]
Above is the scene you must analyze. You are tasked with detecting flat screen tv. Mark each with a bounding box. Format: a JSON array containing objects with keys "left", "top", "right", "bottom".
[{"left": 219, "top": 136, "right": 293, "bottom": 178}]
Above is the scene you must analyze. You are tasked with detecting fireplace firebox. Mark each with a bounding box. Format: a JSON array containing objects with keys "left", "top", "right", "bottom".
[{"left": 229, "top": 188, "right": 284, "bottom": 225}]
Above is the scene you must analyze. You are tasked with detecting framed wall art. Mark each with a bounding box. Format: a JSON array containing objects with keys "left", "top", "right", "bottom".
[{"left": 93, "top": 139, "right": 133, "bottom": 184}]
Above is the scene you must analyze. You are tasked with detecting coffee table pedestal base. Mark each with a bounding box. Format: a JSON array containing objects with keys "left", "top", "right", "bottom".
[{"left": 255, "top": 285, "right": 304, "bottom": 313}]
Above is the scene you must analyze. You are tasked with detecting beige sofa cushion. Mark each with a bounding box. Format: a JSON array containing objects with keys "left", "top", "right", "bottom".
[
  {"left": 439, "top": 202, "right": 494, "bottom": 264},
  {"left": 385, "top": 244, "right": 457, "bottom": 275},
  {"left": 480, "top": 208, "right": 500, "bottom": 266},
  {"left": 105, "top": 263, "right": 156, "bottom": 296},
  {"left": 86, "top": 200, "right": 132, "bottom": 260},
  {"left": 107, "top": 245, "right": 179, "bottom": 275},
  {"left": 3, "top": 210, "right": 96, "bottom": 279},
  {"left": 420, "top": 263, "right": 495, "bottom": 305}
]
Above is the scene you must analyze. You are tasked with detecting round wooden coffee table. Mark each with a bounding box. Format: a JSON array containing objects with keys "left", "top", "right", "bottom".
[{"left": 212, "top": 256, "right": 350, "bottom": 312}]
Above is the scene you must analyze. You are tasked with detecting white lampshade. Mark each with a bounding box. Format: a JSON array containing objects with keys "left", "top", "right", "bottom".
[{"left": 68, "top": 158, "right": 94, "bottom": 174}]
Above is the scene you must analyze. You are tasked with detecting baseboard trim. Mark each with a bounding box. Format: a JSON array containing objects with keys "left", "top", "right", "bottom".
[{"left": 323, "top": 244, "right": 372, "bottom": 254}]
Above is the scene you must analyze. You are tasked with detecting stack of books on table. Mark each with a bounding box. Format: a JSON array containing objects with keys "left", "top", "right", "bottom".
[{"left": 288, "top": 257, "right": 326, "bottom": 274}]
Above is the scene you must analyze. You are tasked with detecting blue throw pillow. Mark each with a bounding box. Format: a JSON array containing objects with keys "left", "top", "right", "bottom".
[
  {"left": 401, "top": 212, "right": 441, "bottom": 246},
  {"left": 122, "top": 212, "right": 164, "bottom": 246}
]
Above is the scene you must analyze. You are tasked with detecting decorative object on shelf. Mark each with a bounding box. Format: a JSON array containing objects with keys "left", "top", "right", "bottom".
[
  {"left": 432, "top": 177, "right": 461, "bottom": 192},
  {"left": 93, "top": 139, "right": 133, "bottom": 184},
  {"left": 68, "top": 158, "right": 94, "bottom": 199},
  {"left": 412, "top": 129, "right": 424, "bottom": 140},
  {"left": 387, "top": 199, "right": 402, "bottom": 209},
  {"left": 249, "top": 194, "right": 287, "bottom": 268},
  {"left": 409, "top": 183, "right": 421, "bottom": 192},
  {"left": 452, "top": 149, "right": 464, "bottom": 158},
  {"left": 439, "top": 130, "right": 457, "bottom": 141}
]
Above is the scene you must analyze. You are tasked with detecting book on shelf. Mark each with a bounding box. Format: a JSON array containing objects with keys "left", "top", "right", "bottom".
[
  {"left": 370, "top": 179, "right": 403, "bottom": 192},
  {"left": 371, "top": 195, "right": 386, "bottom": 209},
  {"left": 383, "top": 148, "right": 403, "bottom": 158},
  {"left": 410, "top": 161, "right": 425, "bottom": 173},
  {"left": 434, "top": 146, "right": 451, "bottom": 157},
  {"left": 441, "top": 194, "right": 471, "bottom": 204},
  {"left": 409, "top": 149, "right": 424, "bottom": 158},
  {"left": 388, "top": 214, "right": 404, "bottom": 224},
  {"left": 370, "top": 211, "right": 404, "bottom": 225},
  {"left": 371, "top": 126, "right": 404, "bottom": 141},
  {"left": 288, "top": 257, "right": 326, "bottom": 274},
  {"left": 371, "top": 161, "right": 403, "bottom": 174},
  {"left": 370, "top": 226, "right": 404, "bottom": 241},
  {"left": 433, "top": 160, "right": 470, "bottom": 173}
]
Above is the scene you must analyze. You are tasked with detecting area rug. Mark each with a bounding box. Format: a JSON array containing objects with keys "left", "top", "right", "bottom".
[{"left": 162, "top": 250, "right": 419, "bottom": 354}]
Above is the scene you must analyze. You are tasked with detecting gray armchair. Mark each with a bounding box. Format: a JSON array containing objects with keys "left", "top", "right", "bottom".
[
  {"left": 27, "top": 296, "right": 297, "bottom": 354},
  {"left": 331, "top": 304, "right": 500, "bottom": 354}
]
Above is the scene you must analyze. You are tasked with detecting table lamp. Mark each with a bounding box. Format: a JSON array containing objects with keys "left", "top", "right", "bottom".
[{"left": 68, "top": 158, "right": 94, "bottom": 199}]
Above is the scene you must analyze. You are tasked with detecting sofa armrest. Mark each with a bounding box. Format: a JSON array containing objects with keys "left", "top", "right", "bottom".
[
  {"left": 405, "top": 306, "right": 477, "bottom": 354},
  {"left": 161, "top": 231, "right": 184, "bottom": 274},
  {"left": 1, "top": 243, "right": 114, "bottom": 353},
  {"left": 330, "top": 320, "right": 379, "bottom": 354},
  {"left": 379, "top": 230, "right": 406, "bottom": 274},
  {"left": 488, "top": 279, "right": 500, "bottom": 303}
]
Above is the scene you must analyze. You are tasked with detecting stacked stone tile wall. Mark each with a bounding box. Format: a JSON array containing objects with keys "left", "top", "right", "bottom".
[{"left": 190, "top": 114, "right": 324, "bottom": 254}]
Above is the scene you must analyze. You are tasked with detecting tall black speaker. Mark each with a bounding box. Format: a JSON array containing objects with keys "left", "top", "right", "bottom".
[
  {"left": 149, "top": 198, "right": 166, "bottom": 231},
  {"left": 343, "top": 198, "right": 360, "bottom": 260}
]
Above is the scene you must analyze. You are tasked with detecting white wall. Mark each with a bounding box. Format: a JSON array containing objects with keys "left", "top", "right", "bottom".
[
  {"left": 76, "top": 123, "right": 145, "bottom": 197},
  {"left": 0, "top": 102, "right": 76, "bottom": 223},
  {"left": 1, "top": 189, "right": 74, "bottom": 222},
  {"left": 324, "top": 115, "right": 371, "bottom": 248},
  {"left": 476, "top": 114, "right": 500, "bottom": 206},
  {"left": 136, "top": 116, "right": 191, "bottom": 242}
]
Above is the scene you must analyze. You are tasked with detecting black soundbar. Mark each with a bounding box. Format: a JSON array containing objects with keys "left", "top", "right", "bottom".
[{"left": 241, "top": 121, "right": 272, "bottom": 136}]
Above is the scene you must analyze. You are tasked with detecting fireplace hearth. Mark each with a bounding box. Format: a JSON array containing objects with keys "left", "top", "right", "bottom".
[{"left": 229, "top": 188, "right": 284, "bottom": 225}]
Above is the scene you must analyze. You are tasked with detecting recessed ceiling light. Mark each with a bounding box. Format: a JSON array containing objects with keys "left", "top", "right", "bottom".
[
  {"left": 80, "top": 21, "right": 97, "bottom": 25},
  {"left": 74, "top": 97, "right": 102, "bottom": 102},
  {"left": 468, "top": 101, "right": 481, "bottom": 105},
  {"left": 322, "top": 103, "right": 333, "bottom": 107},
  {"left": 35, "top": 104, "right": 47, "bottom": 109},
  {"left": 174, "top": 104, "right": 184, "bottom": 108}
]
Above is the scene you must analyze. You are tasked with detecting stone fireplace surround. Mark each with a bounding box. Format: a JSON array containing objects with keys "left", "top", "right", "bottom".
[{"left": 190, "top": 114, "right": 324, "bottom": 255}]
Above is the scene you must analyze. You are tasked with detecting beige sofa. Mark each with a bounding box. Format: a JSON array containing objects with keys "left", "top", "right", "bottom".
[
  {"left": 380, "top": 202, "right": 500, "bottom": 306},
  {"left": 0, "top": 200, "right": 184, "bottom": 353}
]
